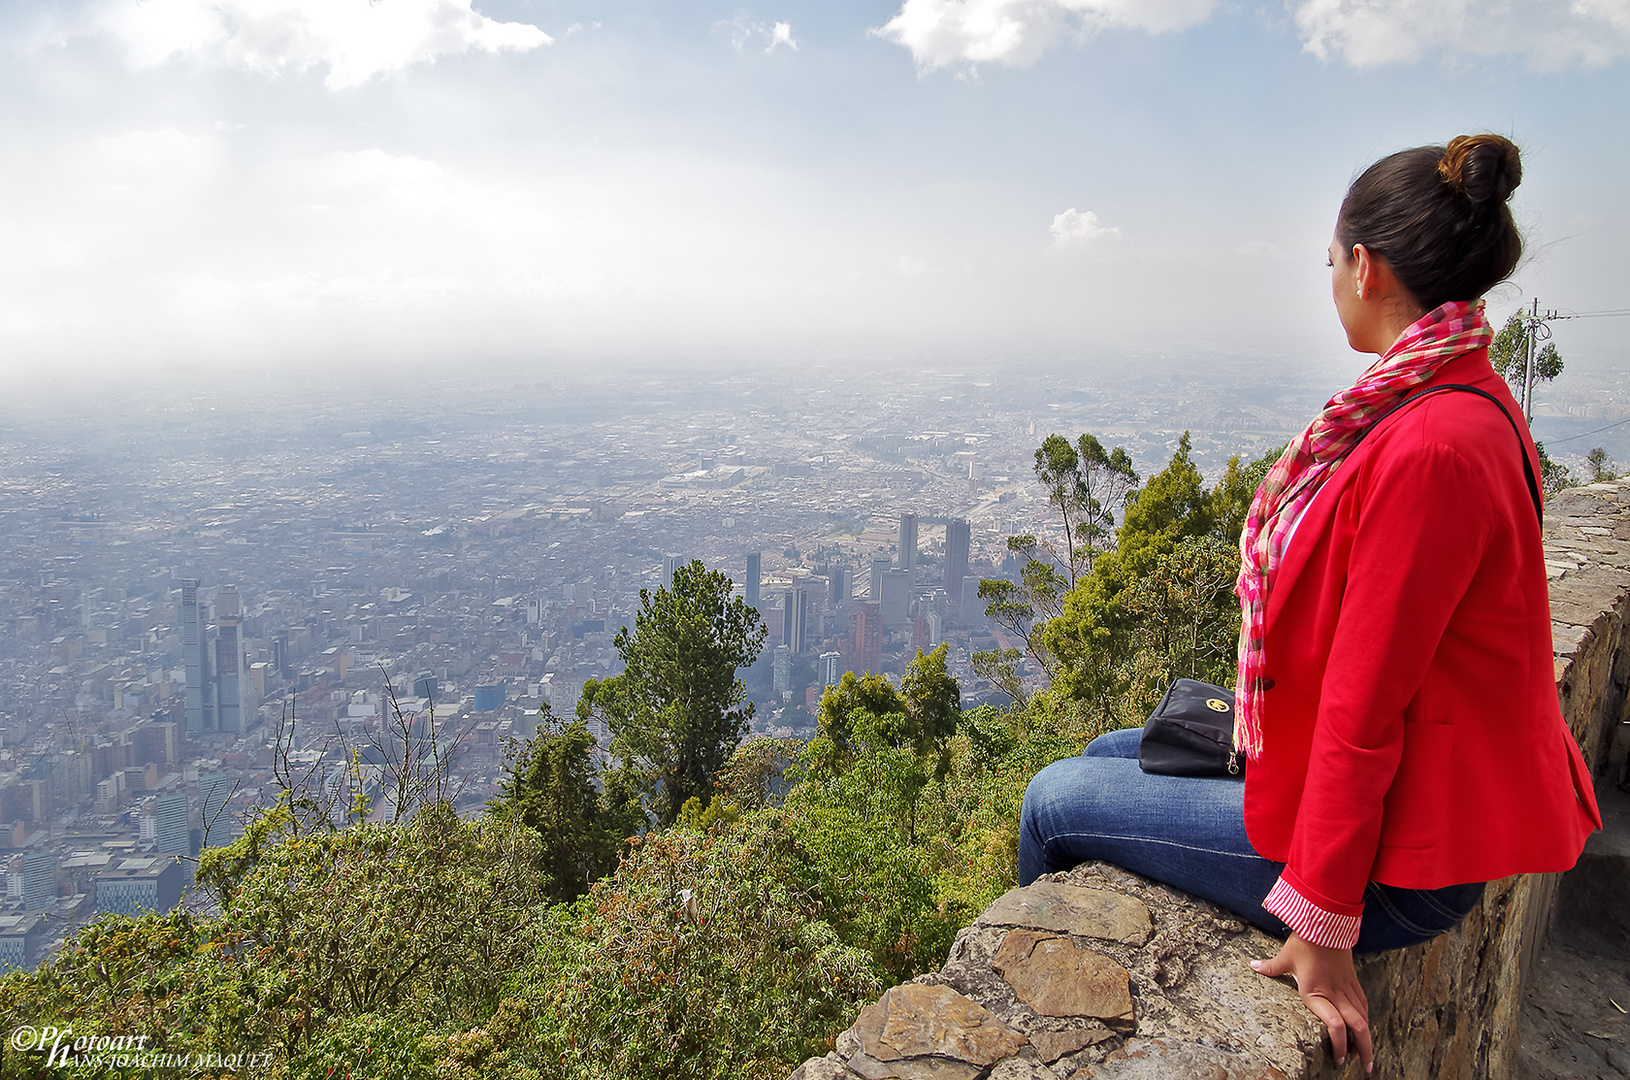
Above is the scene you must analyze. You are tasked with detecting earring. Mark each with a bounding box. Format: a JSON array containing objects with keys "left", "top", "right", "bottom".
[{"left": 1356, "top": 286, "right": 1364, "bottom": 299}]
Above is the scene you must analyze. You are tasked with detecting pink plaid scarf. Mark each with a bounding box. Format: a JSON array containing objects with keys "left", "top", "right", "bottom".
[{"left": 1233, "top": 299, "right": 1492, "bottom": 759}]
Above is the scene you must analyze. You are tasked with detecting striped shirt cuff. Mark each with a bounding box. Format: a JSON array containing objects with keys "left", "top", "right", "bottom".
[{"left": 1262, "top": 876, "right": 1362, "bottom": 950}]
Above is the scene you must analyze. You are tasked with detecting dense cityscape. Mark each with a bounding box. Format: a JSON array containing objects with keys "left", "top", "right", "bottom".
[{"left": 1, "top": 354, "right": 1624, "bottom": 972}]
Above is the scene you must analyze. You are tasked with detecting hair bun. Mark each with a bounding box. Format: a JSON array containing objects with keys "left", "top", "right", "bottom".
[{"left": 1439, "top": 134, "right": 1522, "bottom": 209}]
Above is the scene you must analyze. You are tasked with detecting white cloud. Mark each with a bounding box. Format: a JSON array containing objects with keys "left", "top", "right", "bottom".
[
  {"left": 1049, "top": 207, "right": 1119, "bottom": 246},
  {"left": 100, "top": 0, "right": 551, "bottom": 89},
  {"left": 718, "top": 13, "right": 799, "bottom": 52},
  {"left": 770, "top": 22, "right": 799, "bottom": 51},
  {"left": 874, "top": 0, "right": 1216, "bottom": 70},
  {"left": 1292, "top": 0, "right": 1630, "bottom": 68},
  {"left": 897, "top": 255, "right": 929, "bottom": 276}
]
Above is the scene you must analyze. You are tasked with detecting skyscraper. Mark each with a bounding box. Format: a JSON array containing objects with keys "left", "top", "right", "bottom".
[
  {"left": 180, "top": 579, "right": 213, "bottom": 736},
  {"left": 898, "top": 512, "right": 918, "bottom": 573},
  {"left": 772, "top": 644, "right": 792, "bottom": 693},
  {"left": 782, "top": 588, "right": 808, "bottom": 654},
  {"left": 870, "top": 556, "right": 891, "bottom": 600},
  {"left": 662, "top": 554, "right": 684, "bottom": 591},
  {"left": 962, "top": 575, "right": 985, "bottom": 626},
  {"left": 819, "top": 651, "right": 842, "bottom": 688},
  {"left": 215, "top": 586, "right": 244, "bottom": 735},
  {"left": 745, "top": 552, "right": 761, "bottom": 609},
  {"left": 21, "top": 848, "right": 53, "bottom": 911},
  {"left": 880, "top": 569, "right": 911, "bottom": 629},
  {"left": 829, "top": 565, "right": 850, "bottom": 606},
  {"left": 944, "top": 518, "right": 971, "bottom": 609},
  {"left": 154, "top": 790, "right": 190, "bottom": 855}
]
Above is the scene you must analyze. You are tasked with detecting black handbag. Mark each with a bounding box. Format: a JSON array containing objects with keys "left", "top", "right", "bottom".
[{"left": 1138, "top": 678, "right": 1243, "bottom": 778}]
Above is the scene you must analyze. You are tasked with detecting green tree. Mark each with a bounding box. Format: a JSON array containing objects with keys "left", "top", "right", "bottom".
[
  {"left": 5, "top": 804, "right": 546, "bottom": 1071},
  {"left": 806, "top": 669, "right": 905, "bottom": 778},
  {"left": 579, "top": 560, "right": 767, "bottom": 828},
  {"left": 1536, "top": 440, "right": 1574, "bottom": 497},
  {"left": 1210, "top": 443, "right": 1282, "bottom": 546},
  {"left": 1119, "top": 533, "right": 1244, "bottom": 718},
  {"left": 490, "top": 703, "right": 639, "bottom": 901},
  {"left": 715, "top": 734, "right": 801, "bottom": 812},
  {"left": 1034, "top": 435, "right": 1282, "bottom": 720},
  {"left": 514, "top": 818, "right": 883, "bottom": 1079},
  {"left": 1028, "top": 432, "right": 1139, "bottom": 585},
  {"left": 1491, "top": 312, "right": 1563, "bottom": 419},
  {"left": 975, "top": 432, "right": 1138, "bottom": 702},
  {"left": 1587, "top": 446, "right": 1617, "bottom": 482},
  {"left": 1040, "top": 434, "right": 1215, "bottom": 707},
  {"left": 807, "top": 645, "right": 960, "bottom": 781}
]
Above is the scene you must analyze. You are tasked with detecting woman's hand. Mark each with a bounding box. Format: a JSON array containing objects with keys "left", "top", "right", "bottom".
[{"left": 1251, "top": 933, "right": 1372, "bottom": 1072}]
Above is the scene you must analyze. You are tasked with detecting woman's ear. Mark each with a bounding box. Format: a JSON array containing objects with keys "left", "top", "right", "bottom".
[{"left": 1351, "top": 243, "right": 1375, "bottom": 301}]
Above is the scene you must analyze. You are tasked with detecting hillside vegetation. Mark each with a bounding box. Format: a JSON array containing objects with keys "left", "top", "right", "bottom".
[{"left": 0, "top": 433, "right": 1274, "bottom": 1080}]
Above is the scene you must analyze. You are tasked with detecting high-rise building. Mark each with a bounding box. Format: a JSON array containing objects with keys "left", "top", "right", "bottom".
[
  {"left": 855, "top": 603, "right": 883, "bottom": 676},
  {"left": 829, "top": 566, "right": 850, "bottom": 606},
  {"left": 898, "top": 512, "right": 918, "bottom": 573},
  {"left": 819, "top": 651, "right": 842, "bottom": 688},
  {"left": 215, "top": 586, "right": 244, "bottom": 735},
  {"left": 772, "top": 645, "right": 792, "bottom": 694},
  {"left": 21, "top": 848, "right": 53, "bottom": 912},
  {"left": 870, "top": 557, "right": 891, "bottom": 601},
  {"left": 662, "top": 554, "right": 684, "bottom": 591},
  {"left": 154, "top": 790, "right": 190, "bottom": 855},
  {"left": 944, "top": 519, "right": 971, "bottom": 609},
  {"left": 180, "top": 580, "right": 213, "bottom": 736},
  {"left": 782, "top": 589, "right": 808, "bottom": 653},
  {"left": 745, "top": 552, "right": 762, "bottom": 609},
  {"left": 962, "top": 575, "right": 986, "bottom": 626},
  {"left": 880, "top": 569, "right": 911, "bottom": 628}
]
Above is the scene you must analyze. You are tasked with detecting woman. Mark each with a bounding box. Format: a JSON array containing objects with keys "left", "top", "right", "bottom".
[{"left": 1017, "top": 134, "right": 1601, "bottom": 1073}]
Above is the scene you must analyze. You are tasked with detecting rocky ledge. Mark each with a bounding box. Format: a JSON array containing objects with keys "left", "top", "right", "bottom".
[{"left": 790, "top": 862, "right": 1327, "bottom": 1080}]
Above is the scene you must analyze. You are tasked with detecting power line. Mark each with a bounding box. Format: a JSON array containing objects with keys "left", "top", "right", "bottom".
[
  {"left": 1546, "top": 308, "right": 1630, "bottom": 320},
  {"left": 1545, "top": 414, "right": 1630, "bottom": 447}
]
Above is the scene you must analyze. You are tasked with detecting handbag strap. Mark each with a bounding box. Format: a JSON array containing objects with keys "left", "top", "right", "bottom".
[{"left": 1344, "top": 383, "right": 1544, "bottom": 525}]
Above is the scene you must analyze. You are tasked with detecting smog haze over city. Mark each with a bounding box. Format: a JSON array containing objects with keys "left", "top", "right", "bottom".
[{"left": 1, "top": 0, "right": 1627, "bottom": 948}]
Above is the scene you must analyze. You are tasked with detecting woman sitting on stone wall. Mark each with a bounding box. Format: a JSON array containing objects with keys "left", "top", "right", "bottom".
[{"left": 1017, "top": 133, "right": 1601, "bottom": 1073}]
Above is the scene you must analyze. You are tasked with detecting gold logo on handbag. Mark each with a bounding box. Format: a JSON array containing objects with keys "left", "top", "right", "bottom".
[{"left": 1206, "top": 698, "right": 1230, "bottom": 712}]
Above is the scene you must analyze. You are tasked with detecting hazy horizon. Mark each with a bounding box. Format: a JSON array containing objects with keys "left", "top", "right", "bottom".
[{"left": 0, "top": 0, "right": 1626, "bottom": 387}]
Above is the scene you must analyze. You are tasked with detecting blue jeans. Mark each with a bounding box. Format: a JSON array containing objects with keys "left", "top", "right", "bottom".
[{"left": 1018, "top": 728, "right": 1484, "bottom": 953}]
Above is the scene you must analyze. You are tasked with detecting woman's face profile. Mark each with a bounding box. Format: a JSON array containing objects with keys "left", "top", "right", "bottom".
[{"left": 1328, "top": 234, "right": 1366, "bottom": 352}]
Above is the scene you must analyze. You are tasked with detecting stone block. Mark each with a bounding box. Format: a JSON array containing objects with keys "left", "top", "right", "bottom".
[
  {"left": 846, "top": 983, "right": 1028, "bottom": 1079},
  {"left": 977, "top": 882, "right": 1153, "bottom": 946},
  {"left": 993, "top": 929, "right": 1133, "bottom": 1021}
]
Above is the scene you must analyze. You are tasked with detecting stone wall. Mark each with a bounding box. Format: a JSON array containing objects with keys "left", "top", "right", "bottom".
[{"left": 789, "top": 479, "right": 1630, "bottom": 1080}]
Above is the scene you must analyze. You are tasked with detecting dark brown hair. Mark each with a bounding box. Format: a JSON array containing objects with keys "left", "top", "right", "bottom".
[{"left": 1337, "top": 134, "right": 1524, "bottom": 312}]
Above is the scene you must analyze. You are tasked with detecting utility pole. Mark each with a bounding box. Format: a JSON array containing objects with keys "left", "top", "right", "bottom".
[{"left": 1522, "top": 297, "right": 1540, "bottom": 424}]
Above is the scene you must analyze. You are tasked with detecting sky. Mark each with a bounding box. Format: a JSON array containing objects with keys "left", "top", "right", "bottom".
[{"left": 0, "top": 0, "right": 1626, "bottom": 386}]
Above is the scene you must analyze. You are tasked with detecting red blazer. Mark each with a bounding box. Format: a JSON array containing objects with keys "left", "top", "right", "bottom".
[{"left": 1243, "top": 349, "right": 1601, "bottom": 921}]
